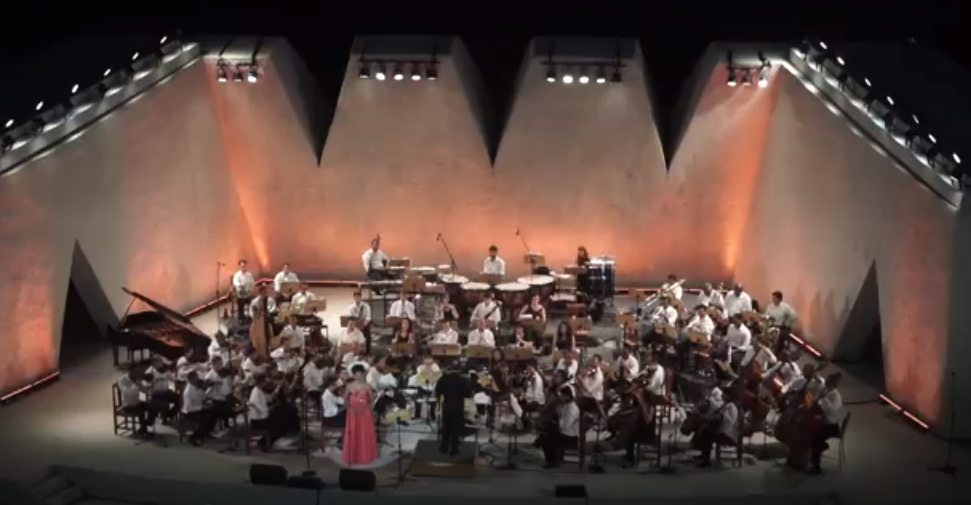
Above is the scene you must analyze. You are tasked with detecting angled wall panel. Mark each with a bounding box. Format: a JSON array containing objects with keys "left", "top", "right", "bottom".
[
  {"left": 735, "top": 69, "right": 954, "bottom": 426},
  {"left": 492, "top": 46, "right": 668, "bottom": 283},
  {"left": 0, "top": 62, "right": 256, "bottom": 394}
]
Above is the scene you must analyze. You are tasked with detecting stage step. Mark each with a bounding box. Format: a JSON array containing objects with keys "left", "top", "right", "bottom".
[
  {"left": 43, "top": 485, "right": 84, "bottom": 505},
  {"left": 409, "top": 439, "right": 477, "bottom": 479},
  {"left": 28, "top": 473, "right": 71, "bottom": 503}
]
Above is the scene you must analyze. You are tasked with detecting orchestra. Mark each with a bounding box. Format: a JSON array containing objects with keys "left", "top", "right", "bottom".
[{"left": 114, "top": 239, "right": 846, "bottom": 477}]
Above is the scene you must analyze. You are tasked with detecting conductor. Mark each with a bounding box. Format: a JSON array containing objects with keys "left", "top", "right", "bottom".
[{"left": 435, "top": 364, "right": 473, "bottom": 456}]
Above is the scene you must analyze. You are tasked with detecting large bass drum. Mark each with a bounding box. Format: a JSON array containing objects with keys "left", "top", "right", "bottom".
[{"left": 588, "top": 256, "right": 616, "bottom": 299}]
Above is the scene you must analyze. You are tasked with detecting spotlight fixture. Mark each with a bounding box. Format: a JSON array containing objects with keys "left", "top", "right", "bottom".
[
  {"left": 4, "top": 119, "right": 12, "bottom": 129},
  {"left": 131, "top": 52, "right": 140, "bottom": 61},
  {"left": 546, "top": 67, "right": 556, "bottom": 83},
  {"left": 375, "top": 63, "right": 387, "bottom": 81},
  {"left": 562, "top": 70, "right": 574, "bottom": 84},
  {"left": 426, "top": 63, "right": 438, "bottom": 80},
  {"left": 411, "top": 64, "right": 422, "bottom": 81},
  {"left": 247, "top": 67, "right": 259, "bottom": 83},
  {"left": 233, "top": 66, "right": 244, "bottom": 83},
  {"left": 741, "top": 70, "right": 752, "bottom": 87},
  {"left": 71, "top": 84, "right": 79, "bottom": 94},
  {"left": 596, "top": 66, "right": 606, "bottom": 84},
  {"left": 160, "top": 36, "right": 168, "bottom": 45},
  {"left": 392, "top": 64, "right": 404, "bottom": 81},
  {"left": 35, "top": 101, "right": 44, "bottom": 111},
  {"left": 358, "top": 61, "right": 370, "bottom": 79},
  {"left": 578, "top": 67, "right": 590, "bottom": 84},
  {"left": 217, "top": 63, "right": 228, "bottom": 83},
  {"left": 727, "top": 68, "right": 737, "bottom": 87}
]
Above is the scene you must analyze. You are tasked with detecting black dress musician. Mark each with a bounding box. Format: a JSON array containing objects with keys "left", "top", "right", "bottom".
[
  {"left": 575, "top": 246, "right": 592, "bottom": 299},
  {"left": 540, "top": 386, "right": 581, "bottom": 469},
  {"left": 435, "top": 365, "right": 474, "bottom": 456},
  {"left": 438, "top": 294, "right": 459, "bottom": 323},
  {"left": 692, "top": 389, "right": 740, "bottom": 468}
]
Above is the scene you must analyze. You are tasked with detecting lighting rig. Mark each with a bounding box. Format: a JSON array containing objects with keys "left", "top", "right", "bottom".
[
  {"left": 216, "top": 38, "right": 263, "bottom": 84},
  {"left": 542, "top": 41, "right": 624, "bottom": 85},
  {"left": 725, "top": 51, "right": 772, "bottom": 88},
  {"left": 2, "top": 34, "right": 183, "bottom": 155},
  {"left": 795, "top": 40, "right": 963, "bottom": 180}
]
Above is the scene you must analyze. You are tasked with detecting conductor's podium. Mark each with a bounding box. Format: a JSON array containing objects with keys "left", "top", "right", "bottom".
[{"left": 409, "top": 439, "right": 477, "bottom": 479}]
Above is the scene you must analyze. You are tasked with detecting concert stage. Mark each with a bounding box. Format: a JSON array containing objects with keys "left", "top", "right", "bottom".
[{"left": 0, "top": 287, "right": 969, "bottom": 504}]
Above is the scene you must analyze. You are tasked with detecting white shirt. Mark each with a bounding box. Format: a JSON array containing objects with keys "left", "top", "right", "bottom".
[
  {"left": 389, "top": 300, "right": 416, "bottom": 320},
  {"left": 275, "top": 353, "right": 304, "bottom": 375},
  {"left": 787, "top": 376, "right": 825, "bottom": 398},
  {"left": 556, "top": 359, "right": 578, "bottom": 379},
  {"left": 773, "top": 361, "right": 803, "bottom": 388},
  {"left": 205, "top": 370, "right": 233, "bottom": 400},
  {"left": 641, "top": 365, "right": 665, "bottom": 396},
  {"left": 718, "top": 402, "right": 739, "bottom": 439},
  {"left": 741, "top": 345, "right": 777, "bottom": 369},
  {"left": 144, "top": 366, "right": 172, "bottom": 393},
  {"left": 322, "top": 389, "right": 344, "bottom": 418},
  {"left": 698, "top": 290, "right": 725, "bottom": 308},
  {"left": 303, "top": 363, "right": 325, "bottom": 391},
  {"left": 181, "top": 383, "right": 207, "bottom": 414},
  {"left": 339, "top": 328, "right": 366, "bottom": 347},
  {"left": 416, "top": 363, "right": 441, "bottom": 376},
  {"left": 652, "top": 306, "right": 679, "bottom": 326},
  {"left": 482, "top": 256, "right": 506, "bottom": 275},
  {"left": 273, "top": 271, "right": 299, "bottom": 293},
  {"left": 362, "top": 249, "right": 389, "bottom": 271},
  {"left": 175, "top": 356, "right": 196, "bottom": 381},
  {"left": 241, "top": 358, "right": 266, "bottom": 385},
  {"left": 724, "top": 291, "right": 753, "bottom": 317},
  {"left": 558, "top": 402, "right": 581, "bottom": 437},
  {"left": 232, "top": 270, "right": 255, "bottom": 294},
  {"left": 207, "top": 340, "right": 230, "bottom": 364},
  {"left": 117, "top": 375, "right": 142, "bottom": 407},
  {"left": 467, "top": 329, "right": 496, "bottom": 347},
  {"left": 724, "top": 324, "right": 752, "bottom": 352},
  {"left": 818, "top": 389, "right": 843, "bottom": 424},
  {"left": 433, "top": 328, "right": 459, "bottom": 345},
  {"left": 581, "top": 368, "right": 604, "bottom": 401},
  {"left": 471, "top": 300, "right": 502, "bottom": 323},
  {"left": 524, "top": 372, "right": 545, "bottom": 404},
  {"left": 347, "top": 302, "right": 372, "bottom": 324},
  {"left": 291, "top": 290, "right": 318, "bottom": 314},
  {"left": 279, "top": 324, "right": 306, "bottom": 350},
  {"left": 685, "top": 314, "right": 715, "bottom": 338},
  {"left": 765, "top": 301, "right": 798, "bottom": 328},
  {"left": 660, "top": 282, "right": 683, "bottom": 300},
  {"left": 250, "top": 295, "right": 277, "bottom": 315},
  {"left": 617, "top": 355, "right": 640, "bottom": 379},
  {"left": 366, "top": 368, "right": 385, "bottom": 391},
  {"left": 248, "top": 386, "right": 270, "bottom": 421}
]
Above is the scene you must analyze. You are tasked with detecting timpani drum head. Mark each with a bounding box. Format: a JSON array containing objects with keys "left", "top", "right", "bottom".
[
  {"left": 440, "top": 274, "right": 469, "bottom": 284},
  {"left": 495, "top": 282, "right": 529, "bottom": 293},
  {"left": 409, "top": 266, "right": 436, "bottom": 275},
  {"left": 461, "top": 282, "right": 491, "bottom": 292},
  {"left": 517, "top": 275, "right": 555, "bottom": 287},
  {"left": 437, "top": 264, "right": 453, "bottom": 272}
]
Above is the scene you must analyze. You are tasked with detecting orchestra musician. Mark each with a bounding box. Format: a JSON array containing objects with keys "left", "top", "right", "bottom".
[
  {"left": 250, "top": 285, "right": 278, "bottom": 321},
  {"left": 698, "top": 283, "right": 725, "bottom": 308},
  {"left": 303, "top": 355, "right": 327, "bottom": 407},
  {"left": 807, "top": 372, "right": 844, "bottom": 475},
  {"left": 241, "top": 351, "right": 267, "bottom": 386},
  {"left": 291, "top": 283, "right": 318, "bottom": 314},
  {"left": 270, "top": 345, "right": 304, "bottom": 375},
  {"left": 232, "top": 260, "right": 256, "bottom": 322},
  {"left": 651, "top": 297, "right": 679, "bottom": 326},
  {"left": 117, "top": 366, "right": 155, "bottom": 438},
  {"left": 320, "top": 376, "right": 347, "bottom": 429},
  {"left": 691, "top": 387, "right": 740, "bottom": 468},
  {"left": 615, "top": 348, "right": 640, "bottom": 384},
  {"left": 661, "top": 274, "right": 684, "bottom": 300},
  {"left": 362, "top": 238, "right": 390, "bottom": 281},
  {"left": 432, "top": 320, "right": 459, "bottom": 345},
  {"left": 616, "top": 381, "right": 657, "bottom": 468},
  {"left": 389, "top": 293, "right": 417, "bottom": 321},
  {"left": 639, "top": 353, "right": 666, "bottom": 397},
  {"left": 723, "top": 283, "right": 753, "bottom": 317},
  {"left": 575, "top": 246, "right": 592, "bottom": 298},
  {"left": 540, "top": 386, "right": 580, "bottom": 469},
  {"left": 740, "top": 336, "right": 778, "bottom": 372},
  {"left": 578, "top": 355, "right": 604, "bottom": 401},
  {"left": 207, "top": 333, "right": 230, "bottom": 364},
  {"left": 683, "top": 304, "right": 715, "bottom": 340},
  {"left": 176, "top": 349, "right": 202, "bottom": 382},
  {"left": 553, "top": 321, "right": 575, "bottom": 352},
  {"left": 520, "top": 362, "right": 545, "bottom": 428},
  {"left": 621, "top": 323, "right": 639, "bottom": 351},
  {"left": 471, "top": 291, "right": 502, "bottom": 326},
  {"left": 554, "top": 351, "right": 579, "bottom": 380},
  {"left": 182, "top": 371, "right": 217, "bottom": 446},
  {"left": 782, "top": 363, "right": 824, "bottom": 404},
  {"left": 279, "top": 316, "right": 307, "bottom": 352},
  {"left": 435, "top": 293, "right": 460, "bottom": 323},
  {"left": 412, "top": 355, "right": 442, "bottom": 419},
  {"left": 393, "top": 318, "right": 417, "bottom": 344},
  {"left": 204, "top": 356, "right": 235, "bottom": 426},
  {"left": 511, "top": 324, "right": 532, "bottom": 348},
  {"left": 467, "top": 319, "right": 496, "bottom": 347},
  {"left": 519, "top": 294, "right": 547, "bottom": 343},
  {"left": 766, "top": 352, "right": 802, "bottom": 392},
  {"left": 273, "top": 263, "right": 299, "bottom": 301},
  {"left": 765, "top": 291, "right": 799, "bottom": 355},
  {"left": 336, "top": 320, "right": 366, "bottom": 358},
  {"left": 482, "top": 245, "right": 506, "bottom": 276},
  {"left": 718, "top": 314, "right": 753, "bottom": 368},
  {"left": 143, "top": 357, "right": 177, "bottom": 423},
  {"left": 435, "top": 364, "right": 474, "bottom": 456},
  {"left": 346, "top": 291, "right": 373, "bottom": 353}
]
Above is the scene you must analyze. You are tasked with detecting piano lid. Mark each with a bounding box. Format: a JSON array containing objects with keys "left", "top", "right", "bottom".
[{"left": 121, "top": 287, "right": 209, "bottom": 338}]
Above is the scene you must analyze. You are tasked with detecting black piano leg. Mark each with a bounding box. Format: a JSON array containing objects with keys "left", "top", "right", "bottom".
[{"left": 112, "top": 345, "right": 121, "bottom": 367}]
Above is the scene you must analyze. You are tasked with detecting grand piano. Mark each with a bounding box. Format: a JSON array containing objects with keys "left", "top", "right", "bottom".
[{"left": 110, "top": 287, "right": 211, "bottom": 365}]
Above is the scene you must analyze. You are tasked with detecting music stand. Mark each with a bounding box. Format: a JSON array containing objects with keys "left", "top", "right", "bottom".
[{"left": 279, "top": 282, "right": 300, "bottom": 297}]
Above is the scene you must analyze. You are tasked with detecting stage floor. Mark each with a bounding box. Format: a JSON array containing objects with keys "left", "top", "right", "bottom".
[{"left": 1, "top": 288, "right": 970, "bottom": 503}]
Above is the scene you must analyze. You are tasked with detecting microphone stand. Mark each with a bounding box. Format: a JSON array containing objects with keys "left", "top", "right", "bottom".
[
  {"left": 515, "top": 229, "right": 536, "bottom": 277},
  {"left": 929, "top": 370, "right": 959, "bottom": 478},
  {"left": 437, "top": 234, "right": 458, "bottom": 272}
]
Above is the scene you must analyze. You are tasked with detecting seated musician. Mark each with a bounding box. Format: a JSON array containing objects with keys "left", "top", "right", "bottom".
[
  {"left": 247, "top": 374, "right": 281, "bottom": 451},
  {"left": 432, "top": 320, "right": 459, "bottom": 345},
  {"left": 412, "top": 355, "right": 441, "bottom": 419},
  {"left": 621, "top": 323, "right": 639, "bottom": 350},
  {"left": 661, "top": 274, "right": 684, "bottom": 300},
  {"left": 303, "top": 355, "right": 327, "bottom": 406},
  {"left": 765, "top": 290, "right": 799, "bottom": 354},
  {"left": 337, "top": 319, "right": 366, "bottom": 350},
  {"left": 718, "top": 314, "right": 753, "bottom": 366},
  {"left": 683, "top": 305, "right": 715, "bottom": 341},
  {"left": 650, "top": 297, "right": 679, "bottom": 326},
  {"left": 393, "top": 318, "right": 417, "bottom": 344},
  {"left": 782, "top": 363, "right": 824, "bottom": 401},
  {"left": 271, "top": 345, "right": 304, "bottom": 375},
  {"left": 176, "top": 349, "right": 205, "bottom": 383},
  {"left": 765, "top": 350, "right": 801, "bottom": 390},
  {"left": 555, "top": 351, "right": 579, "bottom": 380},
  {"left": 232, "top": 260, "right": 256, "bottom": 321},
  {"left": 808, "top": 372, "right": 844, "bottom": 475},
  {"left": 321, "top": 377, "right": 347, "bottom": 428},
  {"left": 640, "top": 353, "right": 666, "bottom": 397},
  {"left": 471, "top": 291, "right": 502, "bottom": 327},
  {"left": 207, "top": 333, "right": 231, "bottom": 363},
  {"left": 740, "top": 337, "right": 778, "bottom": 372},
  {"left": 273, "top": 262, "right": 299, "bottom": 301},
  {"left": 342, "top": 348, "right": 369, "bottom": 370},
  {"left": 467, "top": 319, "right": 496, "bottom": 347},
  {"left": 698, "top": 283, "right": 725, "bottom": 308},
  {"left": 182, "top": 371, "right": 217, "bottom": 446},
  {"left": 617, "top": 382, "right": 658, "bottom": 468},
  {"left": 291, "top": 283, "right": 317, "bottom": 314},
  {"left": 553, "top": 321, "right": 575, "bottom": 352},
  {"left": 521, "top": 362, "right": 546, "bottom": 428},
  {"left": 241, "top": 351, "right": 267, "bottom": 386},
  {"left": 389, "top": 293, "right": 417, "bottom": 321},
  {"left": 575, "top": 246, "right": 592, "bottom": 298},
  {"left": 204, "top": 357, "right": 236, "bottom": 425},
  {"left": 723, "top": 283, "right": 753, "bottom": 317},
  {"left": 540, "top": 386, "right": 580, "bottom": 469},
  {"left": 519, "top": 294, "right": 547, "bottom": 342},
  {"left": 579, "top": 355, "right": 604, "bottom": 401},
  {"left": 117, "top": 367, "right": 155, "bottom": 438},
  {"left": 692, "top": 387, "right": 740, "bottom": 468},
  {"left": 436, "top": 293, "right": 459, "bottom": 323},
  {"left": 369, "top": 357, "right": 405, "bottom": 417},
  {"left": 250, "top": 285, "right": 278, "bottom": 320},
  {"left": 347, "top": 290, "right": 373, "bottom": 352},
  {"left": 362, "top": 238, "right": 390, "bottom": 281},
  {"left": 482, "top": 245, "right": 506, "bottom": 276},
  {"left": 279, "top": 316, "right": 306, "bottom": 351},
  {"left": 511, "top": 325, "right": 532, "bottom": 348},
  {"left": 615, "top": 348, "right": 640, "bottom": 385},
  {"left": 143, "top": 357, "right": 177, "bottom": 423}
]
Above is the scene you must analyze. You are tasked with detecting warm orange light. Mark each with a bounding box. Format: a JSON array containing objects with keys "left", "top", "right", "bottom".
[
  {"left": 0, "top": 371, "right": 60, "bottom": 403},
  {"left": 879, "top": 393, "right": 931, "bottom": 431}
]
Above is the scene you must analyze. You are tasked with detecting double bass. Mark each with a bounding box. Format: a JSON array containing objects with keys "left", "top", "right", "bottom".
[
  {"left": 607, "top": 381, "right": 657, "bottom": 450},
  {"left": 733, "top": 348, "right": 771, "bottom": 436},
  {"left": 774, "top": 380, "right": 828, "bottom": 470}
]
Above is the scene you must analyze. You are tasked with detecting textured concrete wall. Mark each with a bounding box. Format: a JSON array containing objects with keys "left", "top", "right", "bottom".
[
  {"left": 0, "top": 62, "right": 256, "bottom": 393},
  {"left": 735, "top": 69, "right": 956, "bottom": 429}
]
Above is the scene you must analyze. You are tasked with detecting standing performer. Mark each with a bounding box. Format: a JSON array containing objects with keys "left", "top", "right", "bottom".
[
  {"left": 346, "top": 291, "right": 373, "bottom": 353},
  {"left": 343, "top": 364, "right": 379, "bottom": 466},
  {"left": 435, "top": 364, "right": 474, "bottom": 456},
  {"left": 482, "top": 245, "right": 506, "bottom": 276},
  {"left": 575, "top": 246, "right": 592, "bottom": 299},
  {"left": 765, "top": 291, "right": 799, "bottom": 355},
  {"left": 362, "top": 238, "right": 390, "bottom": 294},
  {"left": 232, "top": 260, "right": 256, "bottom": 322}
]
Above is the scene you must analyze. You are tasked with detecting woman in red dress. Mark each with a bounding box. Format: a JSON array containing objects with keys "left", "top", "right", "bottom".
[{"left": 342, "top": 364, "right": 379, "bottom": 466}]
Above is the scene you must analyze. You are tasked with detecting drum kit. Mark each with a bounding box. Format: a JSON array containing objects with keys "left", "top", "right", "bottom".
[{"left": 588, "top": 256, "right": 616, "bottom": 300}]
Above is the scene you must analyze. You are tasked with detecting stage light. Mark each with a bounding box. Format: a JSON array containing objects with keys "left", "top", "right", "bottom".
[
  {"left": 358, "top": 61, "right": 370, "bottom": 79},
  {"left": 819, "top": 41, "right": 828, "bottom": 50},
  {"left": 71, "top": 84, "right": 79, "bottom": 94},
  {"left": 411, "top": 64, "right": 421, "bottom": 81},
  {"left": 392, "top": 64, "right": 404, "bottom": 81},
  {"left": 758, "top": 73, "right": 768, "bottom": 88},
  {"left": 863, "top": 77, "right": 872, "bottom": 87},
  {"left": 912, "top": 115, "right": 920, "bottom": 125},
  {"left": 546, "top": 67, "right": 556, "bottom": 83},
  {"left": 887, "top": 96, "right": 895, "bottom": 105},
  {"left": 160, "top": 36, "right": 168, "bottom": 44},
  {"left": 562, "top": 71, "right": 574, "bottom": 84},
  {"left": 4, "top": 119, "right": 12, "bottom": 129},
  {"left": 247, "top": 67, "right": 258, "bottom": 83},
  {"left": 375, "top": 64, "right": 387, "bottom": 81},
  {"left": 578, "top": 67, "right": 589, "bottom": 84},
  {"left": 35, "top": 101, "right": 44, "bottom": 111},
  {"left": 835, "top": 56, "right": 845, "bottom": 66},
  {"left": 954, "top": 153, "right": 962, "bottom": 164},
  {"left": 103, "top": 68, "right": 111, "bottom": 77},
  {"left": 741, "top": 70, "right": 752, "bottom": 87},
  {"left": 596, "top": 66, "right": 606, "bottom": 84},
  {"left": 610, "top": 67, "right": 621, "bottom": 83},
  {"left": 217, "top": 65, "right": 228, "bottom": 83},
  {"left": 131, "top": 52, "right": 140, "bottom": 61},
  {"left": 233, "top": 67, "right": 244, "bottom": 83},
  {"left": 426, "top": 63, "right": 438, "bottom": 81}
]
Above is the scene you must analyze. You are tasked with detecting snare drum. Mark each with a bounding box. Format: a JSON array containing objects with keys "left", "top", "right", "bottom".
[
  {"left": 588, "top": 256, "right": 616, "bottom": 297},
  {"left": 495, "top": 282, "right": 529, "bottom": 308},
  {"left": 409, "top": 266, "right": 438, "bottom": 282},
  {"left": 517, "top": 275, "right": 556, "bottom": 302},
  {"left": 460, "top": 282, "right": 491, "bottom": 308}
]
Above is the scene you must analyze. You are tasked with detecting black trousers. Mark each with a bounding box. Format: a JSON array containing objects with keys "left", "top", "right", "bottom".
[
  {"left": 149, "top": 391, "right": 178, "bottom": 422},
  {"left": 122, "top": 403, "right": 156, "bottom": 434},
  {"left": 236, "top": 297, "right": 251, "bottom": 321},
  {"left": 810, "top": 423, "right": 841, "bottom": 467},
  {"left": 415, "top": 391, "right": 438, "bottom": 420},
  {"left": 774, "top": 326, "right": 793, "bottom": 356},
  {"left": 322, "top": 410, "right": 347, "bottom": 428},
  {"left": 624, "top": 420, "right": 656, "bottom": 461},
  {"left": 541, "top": 432, "right": 578, "bottom": 466},
  {"left": 693, "top": 425, "right": 736, "bottom": 462},
  {"left": 440, "top": 410, "right": 465, "bottom": 454},
  {"left": 208, "top": 398, "right": 235, "bottom": 424},
  {"left": 184, "top": 410, "right": 217, "bottom": 443},
  {"left": 362, "top": 324, "right": 373, "bottom": 355}
]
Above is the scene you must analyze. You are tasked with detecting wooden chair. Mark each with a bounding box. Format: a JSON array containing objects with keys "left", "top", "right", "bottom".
[
  {"left": 112, "top": 383, "right": 155, "bottom": 438},
  {"left": 714, "top": 416, "right": 745, "bottom": 468},
  {"left": 243, "top": 411, "right": 274, "bottom": 455}
]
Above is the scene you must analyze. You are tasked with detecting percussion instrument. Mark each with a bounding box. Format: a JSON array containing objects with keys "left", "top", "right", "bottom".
[
  {"left": 437, "top": 264, "right": 453, "bottom": 273},
  {"left": 495, "top": 282, "right": 529, "bottom": 308},
  {"left": 389, "top": 265, "right": 407, "bottom": 277},
  {"left": 516, "top": 275, "right": 555, "bottom": 302},
  {"left": 460, "top": 282, "right": 491, "bottom": 307},
  {"left": 439, "top": 273, "right": 469, "bottom": 301},
  {"left": 588, "top": 256, "right": 616, "bottom": 297},
  {"left": 409, "top": 266, "right": 438, "bottom": 282}
]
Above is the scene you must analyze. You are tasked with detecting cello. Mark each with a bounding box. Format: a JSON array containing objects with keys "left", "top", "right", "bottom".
[{"left": 733, "top": 344, "right": 772, "bottom": 437}]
